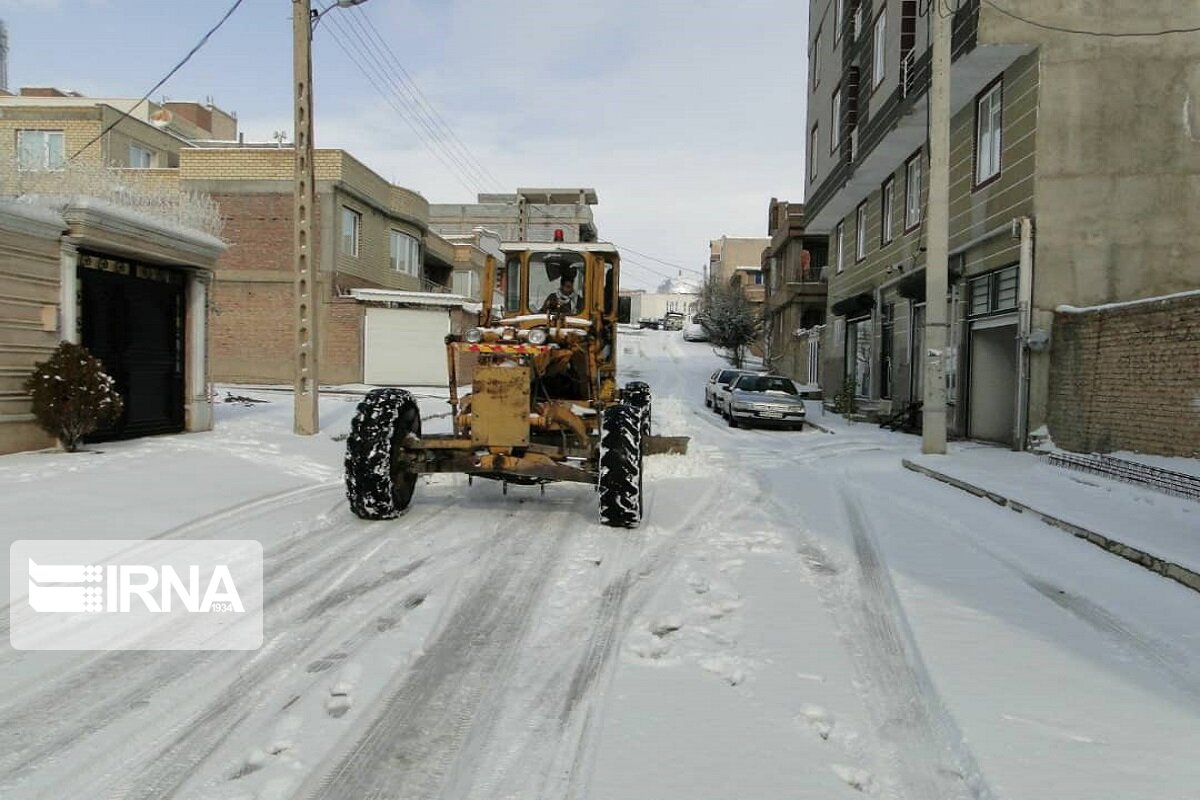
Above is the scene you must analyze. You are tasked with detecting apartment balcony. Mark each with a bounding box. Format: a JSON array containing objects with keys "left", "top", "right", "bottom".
[{"left": 765, "top": 267, "right": 828, "bottom": 315}]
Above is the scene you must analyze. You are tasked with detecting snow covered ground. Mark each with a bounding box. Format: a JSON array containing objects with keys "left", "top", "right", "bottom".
[{"left": 1, "top": 330, "right": 1198, "bottom": 799}]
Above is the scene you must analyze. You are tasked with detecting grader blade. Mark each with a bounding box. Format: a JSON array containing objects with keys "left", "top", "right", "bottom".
[{"left": 644, "top": 435, "right": 689, "bottom": 455}]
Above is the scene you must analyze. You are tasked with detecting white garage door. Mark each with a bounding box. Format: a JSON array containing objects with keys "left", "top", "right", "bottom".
[{"left": 364, "top": 307, "right": 450, "bottom": 386}]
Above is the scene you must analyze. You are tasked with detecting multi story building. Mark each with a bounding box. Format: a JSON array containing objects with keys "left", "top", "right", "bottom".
[
  {"left": 0, "top": 89, "right": 489, "bottom": 399},
  {"left": 429, "top": 188, "right": 599, "bottom": 243},
  {"left": 761, "top": 199, "right": 828, "bottom": 385},
  {"left": 804, "top": 0, "right": 1200, "bottom": 454},
  {"left": 708, "top": 235, "right": 771, "bottom": 302}
]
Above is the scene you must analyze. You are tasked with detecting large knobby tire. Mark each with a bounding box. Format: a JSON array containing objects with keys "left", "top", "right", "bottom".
[
  {"left": 345, "top": 388, "right": 422, "bottom": 520},
  {"left": 598, "top": 404, "right": 644, "bottom": 528},
  {"left": 624, "top": 381, "right": 652, "bottom": 441}
]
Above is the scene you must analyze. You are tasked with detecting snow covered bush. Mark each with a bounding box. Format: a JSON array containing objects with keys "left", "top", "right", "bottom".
[
  {"left": 698, "top": 274, "right": 762, "bottom": 369},
  {"left": 25, "top": 342, "right": 124, "bottom": 452}
]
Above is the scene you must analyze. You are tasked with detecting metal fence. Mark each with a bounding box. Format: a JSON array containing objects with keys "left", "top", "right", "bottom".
[{"left": 1045, "top": 451, "right": 1200, "bottom": 503}]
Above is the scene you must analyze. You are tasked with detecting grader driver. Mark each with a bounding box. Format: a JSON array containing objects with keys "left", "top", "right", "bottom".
[{"left": 343, "top": 242, "right": 685, "bottom": 528}]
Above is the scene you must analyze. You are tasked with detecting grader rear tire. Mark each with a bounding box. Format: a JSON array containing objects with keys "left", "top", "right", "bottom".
[
  {"left": 598, "top": 404, "right": 644, "bottom": 528},
  {"left": 345, "top": 388, "right": 422, "bottom": 520}
]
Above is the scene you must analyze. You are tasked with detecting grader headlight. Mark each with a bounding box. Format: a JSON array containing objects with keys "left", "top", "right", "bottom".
[
  {"left": 527, "top": 327, "right": 549, "bottom": 346},
  {"left": 465, "top": 327, "right": 484, "bottom": 344}
]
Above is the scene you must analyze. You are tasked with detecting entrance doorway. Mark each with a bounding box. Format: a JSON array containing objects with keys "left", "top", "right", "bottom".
[
  {"left": 80, "top": 257, "right": 186, "bottom": 441},
  {"left": 968, "top": 317, "right": 1018, "bottom": 445}
]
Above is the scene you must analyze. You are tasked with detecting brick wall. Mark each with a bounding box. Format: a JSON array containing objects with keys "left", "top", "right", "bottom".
[{"left": 1047, "top": 293, "right": 1200, "bottom": 457}]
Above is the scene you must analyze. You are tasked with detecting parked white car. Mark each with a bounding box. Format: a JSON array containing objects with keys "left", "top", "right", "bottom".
[
  {"left": 707, "top": 368, "right": 759, "bottom": 416},
  {"left": 724, "top": 374, "right": 807, "bottom": 430},
  {"left": 682, "top": 323, "right": 709, "bottom": 342}
]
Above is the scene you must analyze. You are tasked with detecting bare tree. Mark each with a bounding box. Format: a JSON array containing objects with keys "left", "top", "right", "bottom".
[{"left": 698, "top": 274, "right": 762, "bottom": 368}]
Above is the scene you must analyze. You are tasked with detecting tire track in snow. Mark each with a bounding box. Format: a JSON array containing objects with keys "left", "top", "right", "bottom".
[
  {"left": 299, "top": 510, "right": 574, "bottom": 800},
  {"left": 838, "top": 488, "right": 995, "bottom": 800},
  {"left": 0, "top": 498, "right": 458, "bottom": 796}
]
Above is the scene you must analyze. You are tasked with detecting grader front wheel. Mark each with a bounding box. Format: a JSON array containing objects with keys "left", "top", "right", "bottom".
[{"left": 345, "top": 388, "right": 422, "bottom": 520}]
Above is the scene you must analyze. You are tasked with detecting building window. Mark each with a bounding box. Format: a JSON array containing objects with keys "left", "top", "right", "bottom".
[
  {"left": 855, "top": 201, "right": 868, "bottom": 261},
  {"left": 975, "top": 78, "right": 1003, "bottom": 186},
  {"left": 835, "top": 221, "right": 845, "bottom": 273},
  {"left": 831, "top": 84, "right": 842, "bottom": 152},
  {"left": 389, "top": 229, "right": 420, "bottom": 276},
  {"left": 751, "top": 270, "right": 764, "bottom": 285},
  {"left": 881, "top": 177, "right": 895, "bottom": 244},
  {"left": 341, "top": 207, "right": 361, "bottom": 257},
  {"left": 128, "top": 144, "right": 154, "bottom": 169},
  {"left": 17, "top": 130, "right": 65, "bottom": 171},
  {"left": 835, "top": 0, "right": 845, "bottom": 41},
  {"left": 968, "top": 265, "right": 1019, "bottom": 318},
  {"left": 810, "top": 124, "right": 819, "bottom": 182},
  {"left": 812, "top": 30, "right": 821, "bottom": 89},
  {"left": 452, "top": 270, "right": 480, "bottom": 298},
  {"left": 905, "top": 152, "right": 922, "bottom": 230},
  {"left": 872, "top": 8, "right": 887, "bottom": 89}
]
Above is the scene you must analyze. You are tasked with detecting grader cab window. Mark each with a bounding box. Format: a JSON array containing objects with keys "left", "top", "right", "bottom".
[
  {"left": 501, "top": 257, "right": 522, "bottom": 315},
  {"left": 529, "top": 253, "right": 586, "bottom": 314}
]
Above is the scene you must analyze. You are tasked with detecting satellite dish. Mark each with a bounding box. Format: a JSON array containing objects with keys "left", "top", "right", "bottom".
[{"left": 149, "top": 108, "right": 173, "bottom": 127}]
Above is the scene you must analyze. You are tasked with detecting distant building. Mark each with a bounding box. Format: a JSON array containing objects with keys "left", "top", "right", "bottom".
[
  {"left": 708, "top": 235, "right": 771, "bottom": 305},
  {"left": 430, "top": 188, "right": 599, "bottom": 243}
]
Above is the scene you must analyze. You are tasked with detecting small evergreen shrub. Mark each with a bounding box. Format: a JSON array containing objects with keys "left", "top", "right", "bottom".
[
  {"left": 832, "top": 376, "right": 858, "bottom": 416},
  {"left": 25, "top": 342, "right": 123, "bottom": 452}
]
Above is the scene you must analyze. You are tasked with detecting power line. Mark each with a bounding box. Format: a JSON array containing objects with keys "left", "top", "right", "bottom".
[
  {"left": 323, "top": 12, "right": 488, "bottom": 194},
  {"left": 321, "top": 17, "right": 482, "bottom": 195},
  {"left": 616, "top": 244, "right": 704, "bottom": 275},
  {"left": 69, "top": 0, "right": 247, "bottom": 161},
  {"left": 350, "top": 5, "right": 505, "bottom": 192},
  {"left": 981, "top": 0, "right": 1200, "bottom": 37},
  {"left": 334, "top": 10, "right": 497, "bottom": 193}
]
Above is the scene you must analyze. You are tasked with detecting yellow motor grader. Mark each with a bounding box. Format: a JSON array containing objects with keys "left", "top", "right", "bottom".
[{"left": 343, "top": 241, "right": 686, "bottom": 528}]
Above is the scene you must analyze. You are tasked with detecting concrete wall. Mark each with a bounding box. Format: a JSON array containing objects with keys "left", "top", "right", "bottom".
[{"left": 1047, "top": 293, "right": 1200, "bottom": 457}]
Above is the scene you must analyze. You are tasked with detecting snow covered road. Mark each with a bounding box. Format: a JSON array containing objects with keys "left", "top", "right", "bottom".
[{"left": 1, "top": 331, "right": 1198, "bottom": 799}]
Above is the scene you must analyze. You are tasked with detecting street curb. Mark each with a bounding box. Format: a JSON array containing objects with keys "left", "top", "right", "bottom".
[{"left": 901, "top": 459, "right": 1200, "bottom": 595}]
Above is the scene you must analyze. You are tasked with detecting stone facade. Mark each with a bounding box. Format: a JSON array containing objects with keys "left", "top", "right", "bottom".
[{"left": 1047, "top": 293, "right": 1200, "bottom": 457}]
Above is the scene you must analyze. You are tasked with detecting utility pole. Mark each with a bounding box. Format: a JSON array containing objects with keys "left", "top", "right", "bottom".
[
  {"left": 293, "top": 0, "right": 319, "bottom": 434},
  {"left": 922, "top": 0, "right": 951, "bottom": 454}
]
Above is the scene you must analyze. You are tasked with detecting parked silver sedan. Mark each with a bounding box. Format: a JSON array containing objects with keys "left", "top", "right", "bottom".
[{"left": 724, "top": 374, "right": 807, "bottom": 430}]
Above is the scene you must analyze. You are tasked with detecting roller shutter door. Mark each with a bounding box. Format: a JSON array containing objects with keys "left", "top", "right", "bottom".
[{"left": 363, "top": 307, "right": 449, "bottom": 386}]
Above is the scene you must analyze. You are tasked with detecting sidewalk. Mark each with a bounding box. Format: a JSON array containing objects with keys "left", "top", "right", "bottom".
[{"left": 904, "top": 445, "right": 1200, "bottom": 592}]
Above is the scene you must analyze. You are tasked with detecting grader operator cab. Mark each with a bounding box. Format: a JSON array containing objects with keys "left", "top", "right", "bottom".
[{"left": 344, "top": 241, "right": 687, "bottom": 528}]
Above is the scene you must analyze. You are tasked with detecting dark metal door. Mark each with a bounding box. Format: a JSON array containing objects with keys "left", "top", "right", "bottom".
[{"left": 80, "top": 261, "right": 185, "bottom": 441}]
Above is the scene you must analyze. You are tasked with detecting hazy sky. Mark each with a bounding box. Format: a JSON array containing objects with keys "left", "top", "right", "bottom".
[{"left": 0, "top": 0, "right": 809, "bottom": 290}]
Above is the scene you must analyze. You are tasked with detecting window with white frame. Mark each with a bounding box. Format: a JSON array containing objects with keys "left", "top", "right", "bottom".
[
  {"left": 452, "top": 270, "right": 480, "bottom": 299},
  {"left": 905, "top": 153, "right": 922, "bottom": 229},
  {"left": 128, "top": 144, "right": 154, "bottom": 169},
  {"left": 341, "top": 206, "right": 361, "bottom": 257},
  {"left": 975, "top": 79, "right": 1003, "bottom": 185},
  {"left": 17, "top": 130, "right": 65, "bottom": 171},
  {"left": 835, "top": 221, "right": 845, "bottom": 273},
  {"left": 830, "top": 85, "right": 842, "bottom": 152},
  {"left": 809, "top": 124, "right": 819, "bottom": 181},
  {"left": 389, "top": 229, "right": 420, "bottom": 275},
  {"left": 812, "top": 30, "right": 821, "bottom": 89},
  {"left": 872, "top": 9, "right": 887, "bottom": 89},
  {"left": 855, "top": 202, "right": 868, "bottom": 261},
  {"left": 881, "top": 177, "right": 895, "bottom": 244}
]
